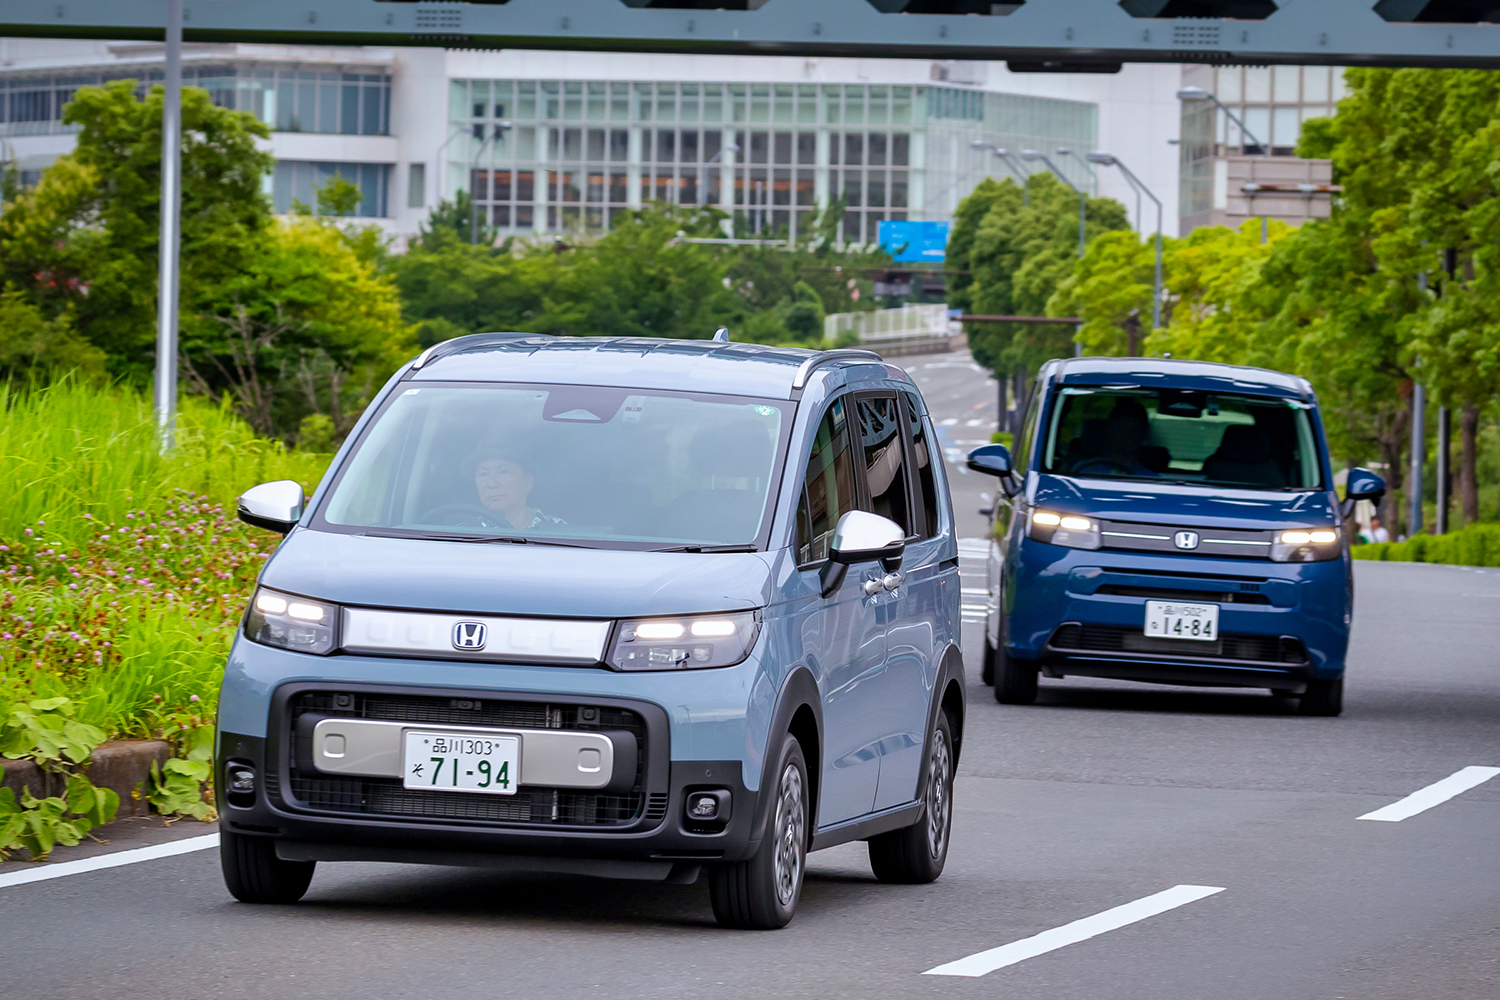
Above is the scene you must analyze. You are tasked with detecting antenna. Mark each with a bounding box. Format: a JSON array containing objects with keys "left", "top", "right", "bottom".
[{"left": 713, "top": 328, "right": 730, "bottom": 343}]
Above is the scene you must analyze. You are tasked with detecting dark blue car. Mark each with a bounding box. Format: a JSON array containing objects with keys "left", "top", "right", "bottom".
[{"left": 966, "top": 357, "right": 1386, "bottom": 717}]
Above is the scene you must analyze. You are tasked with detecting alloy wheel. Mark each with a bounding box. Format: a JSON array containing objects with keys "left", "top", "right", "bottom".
[
  {"left": 773, "top": 761, "right": 806, "bottom": 906},
  {"left": 926, "top": 729, "right": 952, "bottom": 859}
]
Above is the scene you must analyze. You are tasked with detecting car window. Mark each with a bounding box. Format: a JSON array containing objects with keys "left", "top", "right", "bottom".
[
  {"left": 855, "top": 395, "right": 913, "bottom": 537},
  {"left": 903, "top": 393, "right": 940, "bottom": 539},
  {"left": 795, "top": 397, "right": 858, "bottom": 564},
  {"left": 1012, "top": 380, "right": 1043, "bottom": 474},
  {"left": 318, "top": 383, "right": 789, "bottom": 548},
  {"left": 1040, "top": 387, "right": 1324, "bottom": 490}
]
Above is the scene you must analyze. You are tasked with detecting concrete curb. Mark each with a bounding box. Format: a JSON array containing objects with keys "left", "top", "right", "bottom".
[{"left": 1, "top": 740, "right": 172, "bottom": 819}]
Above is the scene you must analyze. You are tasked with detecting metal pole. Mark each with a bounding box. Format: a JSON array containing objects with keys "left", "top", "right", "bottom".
[
  {"left": 1103, "top": 158, "right": 1163, "bottom": 330},
  {"left": 1408, "top": 383, "right": 1425, "bottom": 538},
  {"left": 153, "top": 0, "right": 183, "bottom": 451},
  {"left": 1437, "top": 406, "right": 1450, "bottom": 535},
  {"left": 469, "top": 127, "right": 491, "bottom": 244}
]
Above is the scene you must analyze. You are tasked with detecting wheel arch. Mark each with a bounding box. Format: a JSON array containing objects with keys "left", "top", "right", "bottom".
[{"left": 755, "top": 666, "right": 823, "bottom": 848}]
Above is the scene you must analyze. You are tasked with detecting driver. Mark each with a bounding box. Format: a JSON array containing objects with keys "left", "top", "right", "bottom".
[
  {"left": 1071, "top": 399, "right": 1158, "bottom": 477},
  {"left": 462, "top": 439, "right": 566, "bottom": 531}
]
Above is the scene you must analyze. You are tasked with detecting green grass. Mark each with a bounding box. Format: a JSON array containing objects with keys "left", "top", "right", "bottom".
[
  {"left": 1, "top": 381, "right": 333, "bottom": 749},
  {"left": 1352, "top": 522, "right": 1500, "bottom": 568}
]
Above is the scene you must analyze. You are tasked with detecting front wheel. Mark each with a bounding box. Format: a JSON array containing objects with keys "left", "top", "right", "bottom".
[
  {"left": 868, "top": 713, "right": 954, "bottom": 884},
  {"left": 1298, "top": 676, "right": 1343, "bottom": 717},
  {"left": 709, "top": 734, "right": 808, "bottom": 929},
  {"left": 220, "top": 831, "right": 315, "bottom": 904}
]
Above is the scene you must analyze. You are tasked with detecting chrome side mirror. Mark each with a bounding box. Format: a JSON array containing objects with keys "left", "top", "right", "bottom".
[
  {"left": 238, "top": 480, "right": 305, "bottom": 534},
  {"left": 820, "top": 511, "right": 907, "bottom": 597}
]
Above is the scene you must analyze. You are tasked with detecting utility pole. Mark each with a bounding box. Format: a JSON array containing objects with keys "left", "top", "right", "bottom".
[
  {"left": 153, "top": 0, "right": 183, "bottom": 450},
  {"left": 1436, "top": 406, "right": 1450, "bottom": 535},
  {"left": 1409, "top": 272, "right": 1427, "bottom": 539}
]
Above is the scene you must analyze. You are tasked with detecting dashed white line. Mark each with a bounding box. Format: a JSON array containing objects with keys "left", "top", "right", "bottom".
[
  {"left": 0, "top": 834, "right": 220, "bottom": 891},
  {"left": 923, "top": 885, "right": 1227, "bottom": 978},
  {"left": 1357, "top": 766, "right": 1500, "bottom": 822},
  {"left": 939, "top": 417, "right": 959, "bottom": 427}
]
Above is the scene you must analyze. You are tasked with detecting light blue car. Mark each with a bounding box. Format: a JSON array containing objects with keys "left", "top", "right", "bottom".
[{"left": 216, "top": 334, "right": 965, "bottom": 929}]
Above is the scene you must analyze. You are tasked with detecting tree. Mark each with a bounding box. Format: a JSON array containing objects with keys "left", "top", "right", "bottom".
[
  {"left": 1048, "top": 229, "right": 1160, "bottom": 357},
  {"left": 0, "top": 288, "right": 105, "bottom": 380}
]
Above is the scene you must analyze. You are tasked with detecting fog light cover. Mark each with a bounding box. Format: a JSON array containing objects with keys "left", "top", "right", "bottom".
[
  {"left": 225, "top": 762, "right": 257, "bottom": 807},
  {"left": 684, "top": 789, "right": 732, "bottom": 828},
  {"left": 607, "top": 611, "right": 760, "bottom": 671},
  {"left": 245, "top": 588, "right": 338, "bottom": 655}
]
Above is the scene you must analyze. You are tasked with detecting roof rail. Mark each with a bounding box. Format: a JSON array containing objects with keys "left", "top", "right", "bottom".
[
  {"left": 409, "top": 332, "right": 553, "bottom": 370},
  {"left": 791, "top": 349, "right": 884, "bottom": 390}
]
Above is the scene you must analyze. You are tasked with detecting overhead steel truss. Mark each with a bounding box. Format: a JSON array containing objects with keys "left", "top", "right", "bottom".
[{"left": 2, "top": 0, "right": 1500, "bottom": 70}]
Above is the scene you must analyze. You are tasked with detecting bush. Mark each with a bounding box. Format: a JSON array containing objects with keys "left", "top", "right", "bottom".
[{"left": 1352, "top": 522, "right": 1500, "bottom": 567}]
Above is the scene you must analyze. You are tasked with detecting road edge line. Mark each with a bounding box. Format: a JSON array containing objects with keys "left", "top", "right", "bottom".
[{"left": 0, "top": 833, "right": 219, "bottom": 890}]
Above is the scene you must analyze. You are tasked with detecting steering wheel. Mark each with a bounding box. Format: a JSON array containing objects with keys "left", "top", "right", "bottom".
[
  {"left": 418, "top": 503, "right": 502, "bottom": 527},
  {"left": 1070, "top": 458, "right": 1134, "bottom": 476}
]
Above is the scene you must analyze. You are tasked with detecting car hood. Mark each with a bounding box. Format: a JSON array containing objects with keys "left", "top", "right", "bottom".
[
  {"left": 260, "top": 528, "right": 776, "bottom": 618},
  {"left": 1029, "top": 473, "right": 1338, "bottom": 530}
]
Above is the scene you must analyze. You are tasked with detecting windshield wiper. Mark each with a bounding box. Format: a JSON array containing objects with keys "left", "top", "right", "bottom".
[
  {"left": 359, "top": 531, "right": 592, "bottom": 548},
  {"left": 650, "top": 543, "right": 760, "bottom": 553}
]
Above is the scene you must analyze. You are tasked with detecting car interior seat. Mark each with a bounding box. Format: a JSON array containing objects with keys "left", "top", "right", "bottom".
[{"left": 1202, "top": 424, "right": 1286, "bottom": 487}]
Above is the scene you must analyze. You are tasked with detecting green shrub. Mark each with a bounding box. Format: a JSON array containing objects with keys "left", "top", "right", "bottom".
[{"left": 1352, "top": 522, "right": 1500, "bottom": 567}]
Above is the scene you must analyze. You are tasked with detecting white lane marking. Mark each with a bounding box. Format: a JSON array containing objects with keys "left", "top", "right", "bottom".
[
  {"left": 965, "top": 418, "right": 984, "bottom": 427},
  {"left": 939, "top": 417, "right": 959, "bottom": 426},
  {"left": 923, "top": 885, "right": 1226, "bottom": 978},
  {"left": 0, "top": 833, "right": 219, "bottom": 890},
  {"left": 1357, "top": 766, "right": 1500, "bottom": 822}
]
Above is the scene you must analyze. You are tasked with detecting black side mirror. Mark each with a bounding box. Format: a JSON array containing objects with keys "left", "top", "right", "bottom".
[
  {"left": 966, "top": 444, "right": 1012, "bottom": 478},
  {"left": 819, "top": 511, "right": 907, "bottom": 597},
  {"left": 1342, "top": 467, "right": 1386, "bottom": 518}
]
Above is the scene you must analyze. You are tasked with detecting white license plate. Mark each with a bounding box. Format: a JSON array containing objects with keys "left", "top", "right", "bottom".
[
  {"left": 402, "top": 731, "right": 520, "bottom": 795},
  {"left": 1144, "top": 600, "right": 1219, "bottom": 642}
]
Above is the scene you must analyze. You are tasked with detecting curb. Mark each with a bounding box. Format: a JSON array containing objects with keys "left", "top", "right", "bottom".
[{"left": 1, "top": 740, "right": 172, "bottom": 819}]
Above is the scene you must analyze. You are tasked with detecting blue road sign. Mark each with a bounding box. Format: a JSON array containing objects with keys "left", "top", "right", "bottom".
[{"left": 879, "top": 220, "right": 949, "bottom": 263}]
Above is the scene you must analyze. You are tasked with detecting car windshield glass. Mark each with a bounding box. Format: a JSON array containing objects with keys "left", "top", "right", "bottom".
[
  {"left": 319, "top": 384, "right": 788, "bottom": 548},
  {"left": 1040, "top": 387, "right": 1324, "bottom": 490}
]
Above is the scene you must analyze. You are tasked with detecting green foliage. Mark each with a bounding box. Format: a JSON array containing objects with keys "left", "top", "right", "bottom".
[
  {"left": 1, "top": 697, "right": 107, "bottom": 768},
  {"left": 1354, "top": 522, "right": 1500, "bottom": 566},
  {"left": 147, "top": 727, "right": 215, "bottom": 822},
  {"left": 0, "top": 288, "right": 105, "bottom": 380},
  {"left": 315, "top": 175, "right": 364, "bottom": 218},
  {"left": 0, "top": 698, "right": 119, "bottom": 861}
]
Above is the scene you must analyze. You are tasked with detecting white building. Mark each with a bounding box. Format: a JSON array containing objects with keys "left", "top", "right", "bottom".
[{"left": 0, "top": 39, "right": 1184, "bottom": 244}]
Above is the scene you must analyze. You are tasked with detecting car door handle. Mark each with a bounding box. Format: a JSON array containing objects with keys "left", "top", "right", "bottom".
[
  {"left": 882, "top": 572, "right": 904, "bottom": 592},
  {"left": 863, "top": 578, "right": 884, "bottom": 596}
]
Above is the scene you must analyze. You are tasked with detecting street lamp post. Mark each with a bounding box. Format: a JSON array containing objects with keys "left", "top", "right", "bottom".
[
  {"left": 153, "top": 0, "right": 183, "bottom": 450},
  {"left": 468, "top": 120, "right": 511, "bottom": 244},
  {"left": 1020, "top": 149, "right": 1085, "bottom": 259},
  {"left": 1176, "top": 86, "right": 1271, "bottom": 242},
  {"left": 1086, "top": 151, "right": 1164, "bottom": 331},
  {"left": 969, "top": 140, "right": 1032, "bottom": 205}
]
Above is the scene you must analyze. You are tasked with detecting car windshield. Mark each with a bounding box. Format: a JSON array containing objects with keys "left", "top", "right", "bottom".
[
  {"left": 1040, "top": 387, "right": 1324, "bottom": 491},
  {"left": 319, "top": 384, "right": 789, "bottom": 549}
]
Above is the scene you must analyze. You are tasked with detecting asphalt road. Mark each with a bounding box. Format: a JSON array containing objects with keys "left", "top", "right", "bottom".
[{"left": 4, "top": 351, "right": 1497, "bottom": 999}]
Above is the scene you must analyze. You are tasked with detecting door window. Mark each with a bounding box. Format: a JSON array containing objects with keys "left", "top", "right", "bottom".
[
  {"left": 902, "top": 394, "right": 940, "bottom": 539},
  {"left": 796, "top": 398, "right": 858, "bottom": 564},
  {"left": 855, "top": 396, "right": 912, "bottom": 536}
]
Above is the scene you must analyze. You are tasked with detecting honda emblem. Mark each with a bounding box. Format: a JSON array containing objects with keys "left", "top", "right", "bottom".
[
  {"left": 1173, "top": 531, "right": 1200, "bottom": 550},
  {"left": 452, "top": 621, "right": 487, "bottom": 650}
]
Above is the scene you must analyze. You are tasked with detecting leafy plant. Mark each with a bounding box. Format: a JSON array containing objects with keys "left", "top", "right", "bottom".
[
  {"left": 147, "top": 758, "right": 216, "bottom": 822},
  {"left": 0, "top": 697, "right": 119, "bottom": 860},
  {"left": 1, "top": 696, "right": 108, "bottom": 768}
]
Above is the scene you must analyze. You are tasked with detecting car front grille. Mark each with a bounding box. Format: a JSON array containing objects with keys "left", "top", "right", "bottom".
[
  {"left": 281, "top": 691, "right": 649, "bottom": 829},
  {"left": 1098, "top": 520, "right": 1275, "bottom": 560},
  {"left": 1095, "top": 584, "right": 1272, "bottom": 605},
  {"left": 1049, "top": 623, "right": 1308, "bottom": 665}
]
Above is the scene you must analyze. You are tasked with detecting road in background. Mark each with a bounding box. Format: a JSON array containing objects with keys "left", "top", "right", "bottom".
[{"left": 3, "top": 351, "right": 1497, "bottom": 1000}]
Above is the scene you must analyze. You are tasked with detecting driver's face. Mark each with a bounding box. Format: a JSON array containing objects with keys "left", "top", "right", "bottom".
[{"left": 475, "top": 458, "right": 533, "bottom": 512}]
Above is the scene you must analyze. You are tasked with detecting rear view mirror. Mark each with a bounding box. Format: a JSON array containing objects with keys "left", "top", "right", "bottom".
[
  {"left": 238, "top": 480, "right": 305, "bottom": 534},
  {"left": 966, "top": 444, "right": 1012, "bottom": 478},
  {"left": 820, "top": 511, "right": 907, "bottom": 597}
]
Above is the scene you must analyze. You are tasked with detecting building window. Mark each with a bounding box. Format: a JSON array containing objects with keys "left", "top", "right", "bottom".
[
  {"left": 272, "top": 161, "right": 391, "bottom": 218},
  {"left": 408, "top": 163, "right": 426, "bottom": 209}
]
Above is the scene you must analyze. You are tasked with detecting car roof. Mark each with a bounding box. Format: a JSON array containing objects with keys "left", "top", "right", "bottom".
[
  {"left": 407, "top": 334, "right": 899, "bottom": 399},
  {"left": 1047, "top": 356, "right": 1311, "bottom": 400}
]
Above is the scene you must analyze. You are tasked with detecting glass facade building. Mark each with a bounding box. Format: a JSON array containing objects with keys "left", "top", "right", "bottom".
[{"left": 452, "top": 78, "right": 1096, "bottom": 243}]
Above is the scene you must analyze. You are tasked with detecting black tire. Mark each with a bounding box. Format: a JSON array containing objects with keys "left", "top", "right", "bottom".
[
  {"left": 220, "top": 831, "right": 315, "bottom": 904},
  {"left": 868, "top": 713, "right": 954, "bottom": 885},
  {"left": 1298, "top": 676, "right": 1343, "bottom": 717},
  {"left": 980, "top": 635, "right": 997, "bottom": 686},
  {"left": 995, "top": 648, "right": 1039, "bottom": 705},
  {"left": 709, "top": 734, "right": 808, "bottom": 930}
]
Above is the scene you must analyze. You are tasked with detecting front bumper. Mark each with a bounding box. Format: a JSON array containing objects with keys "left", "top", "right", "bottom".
[{"left": 1006, "top": 541, "right": 1351, "bottom": 689}]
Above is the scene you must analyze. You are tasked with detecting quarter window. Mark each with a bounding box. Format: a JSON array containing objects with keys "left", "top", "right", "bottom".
[
  {"left": 796, "top": 398, "right": 858, "bottom": 564},
  {"left": 903, "top": 394, "right": 940, "bottom": 539}
]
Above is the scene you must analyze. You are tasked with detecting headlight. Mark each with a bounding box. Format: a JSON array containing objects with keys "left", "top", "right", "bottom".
[
  {"left": 245, "top": 587, "right": 338, "bottom": 655},
  {"left": 1027, "top": 509, "right": 1101, "bottom": 550},
  {"left": 1271, "top": 527, "right": 1341, "bottom": 562},
  {"left": 607, "top": 611, "right": 760, "bottom": 671}
]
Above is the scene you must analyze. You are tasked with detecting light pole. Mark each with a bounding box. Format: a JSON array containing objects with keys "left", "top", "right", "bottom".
[
  {"left": 1020, "top": 149, "right": 1085, "bottom": 259},
  {"left": 1177, "top": 86, "right": 1271, "bottom": 242},
  {"left": 153, "top": 0, "right": 183, "bottom": 450},
  {"left": 1086, "top": 151, "right": 1164, "bottom": 331},
  {"left": 468, "top": 120, "right": 512, "bottom": 244},
  {"left": 969, "top": 140, "right": 1032, "bottom": 205}
]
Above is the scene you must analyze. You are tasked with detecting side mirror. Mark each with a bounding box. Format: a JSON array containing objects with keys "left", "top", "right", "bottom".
[
  {"left": 820, "top": 511, "right": 907, "bottom": 597},
  {"left": 238, "top": 480, "right": 305, "bottom": 534},
  {"left": 1345, "top": 467, "right": 1386, "bottom": 502},
  {"left": 966, "top": 444, "right": 1012, "bottom": 478}
]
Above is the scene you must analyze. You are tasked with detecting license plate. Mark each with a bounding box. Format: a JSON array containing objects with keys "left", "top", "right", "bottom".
[
  {"left": 402, "top": 731, "right": 520, "bottom": 795},
  {"left": 1144, "top": 600, "right": 1219, "bottom": 642}
]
